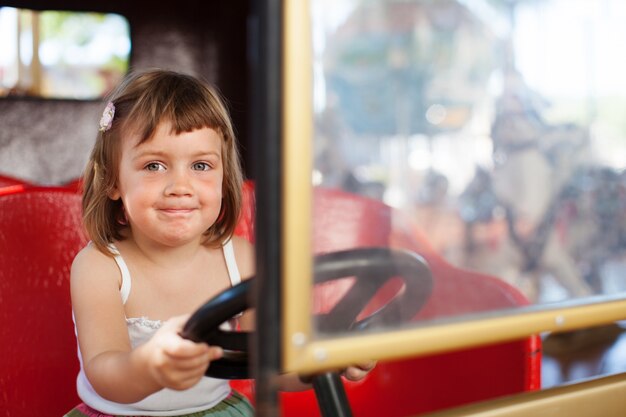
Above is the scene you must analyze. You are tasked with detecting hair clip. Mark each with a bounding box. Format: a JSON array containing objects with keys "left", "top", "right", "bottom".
[{"left": 99, "top": 101, "right": 115, "bottom": 132}]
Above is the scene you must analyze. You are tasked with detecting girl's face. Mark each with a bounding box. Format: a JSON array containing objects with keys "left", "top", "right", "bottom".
[{"left": 110, "top": 121, "right": 224, "bottom": 248}]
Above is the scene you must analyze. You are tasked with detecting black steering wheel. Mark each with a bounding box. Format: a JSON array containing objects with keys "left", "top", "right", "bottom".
[
  {"left": 313, "top": 247, "right": 432, "bottom": 334},
  {"left": 181, "top": 247, "right": 433, "bottom": 380}
]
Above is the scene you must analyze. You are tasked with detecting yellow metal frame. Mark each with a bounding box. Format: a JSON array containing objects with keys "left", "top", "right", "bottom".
[
  {"left": 282, "top": 0, "right": 314, "bottom": 374},
  {"left": 281, "top": 0, "right": 626, "bottom": 375},
  {"left": 423, "top": 373, "right": 626, "bottom": 417}
]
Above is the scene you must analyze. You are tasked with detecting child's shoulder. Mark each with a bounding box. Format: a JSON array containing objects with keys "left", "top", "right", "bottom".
[
  {"left": 229, "top": 234, "right": 253, "bottom": 250},
  {"left": 73, "top": 241, "right": 112, "bottom": 261},
  {"left": 229, "top": 235, "right": 255, "bottom": 279},
  {"left": 70, "top": 243, "right": 125, "bottom": 315},
  {"left": 71, "top": 242, "right": 119, "bottom": 283}
]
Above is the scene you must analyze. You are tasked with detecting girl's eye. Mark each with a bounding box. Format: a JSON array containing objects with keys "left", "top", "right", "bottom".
[
  {"left": 145, "top": 162, "right": 165, "bottom": 171},
  {"left": 192, "top": 162, "right": 211, "bottom": 171}
]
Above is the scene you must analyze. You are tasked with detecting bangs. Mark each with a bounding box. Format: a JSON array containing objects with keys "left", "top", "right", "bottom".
[{"left": 122, "top": 73, "right": 230, "bottom": 143}]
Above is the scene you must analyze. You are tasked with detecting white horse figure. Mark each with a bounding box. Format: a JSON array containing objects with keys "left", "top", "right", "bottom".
[{"left": 485, "top": 71, "right": 594, "bottom": 302}]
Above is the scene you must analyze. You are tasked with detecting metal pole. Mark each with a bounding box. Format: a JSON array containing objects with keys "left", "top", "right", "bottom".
[{"left": 249, "top": 0, "right": 283, "bottom": 415}]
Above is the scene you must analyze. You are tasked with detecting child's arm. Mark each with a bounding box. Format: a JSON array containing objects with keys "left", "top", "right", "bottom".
[
  {"left": 232, "top": 237, "right": 376, "bottom": 391},
  {"left": 70, "top": 245, "right": 222, "bottom": 403}
]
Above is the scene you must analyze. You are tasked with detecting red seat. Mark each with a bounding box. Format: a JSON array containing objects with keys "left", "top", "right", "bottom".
[
  {"left": 0, "top": 187, "right": 87, "bottom": 417},
  {"left": 233, "top": 180, "right": 256, "bottom": 244},
  {"left": 0, "top": 173, "right": 32, "bottom": 196},
  {"left": 62, "top": 178, "right": 84, "bottom": 193},
  {"left": 0, "top": 183, "right": 540, "bottom": 416},
  {"left": 235, "top": 186, "right": 541, "bottom": 417},
  {"left": 0, "top": 172, "right": 32, "bottom": 188}
]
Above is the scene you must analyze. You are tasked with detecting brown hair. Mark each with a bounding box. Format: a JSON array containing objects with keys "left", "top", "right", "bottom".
[{"left": 82, "top": 69, "right": 243, "bottom": 255}]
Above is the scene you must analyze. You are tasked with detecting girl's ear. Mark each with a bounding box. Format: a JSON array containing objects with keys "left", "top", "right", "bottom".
[{"left": 108, "top": 185, "right": 121, "bottom": 200}]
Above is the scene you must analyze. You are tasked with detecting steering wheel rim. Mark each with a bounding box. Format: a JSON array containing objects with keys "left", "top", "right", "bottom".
[
  {"left": 181, "top": 247, "right": 433, "bottom": 379},
  {"left": 313, "top": 247, "right": 432, "bottom": 333}
]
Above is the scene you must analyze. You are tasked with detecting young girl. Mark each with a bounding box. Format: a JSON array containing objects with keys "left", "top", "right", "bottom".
[{"left": 65, "top": 69, "right": 373, "bottom": 417}]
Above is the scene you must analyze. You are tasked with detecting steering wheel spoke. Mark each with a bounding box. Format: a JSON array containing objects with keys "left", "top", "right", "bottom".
[{"left": 315, "top": 247, "right": 432, "bottom": 334}]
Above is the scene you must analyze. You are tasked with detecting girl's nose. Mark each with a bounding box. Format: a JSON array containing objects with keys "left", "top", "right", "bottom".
[{"left": 165, "top": 170, "right": 193, "bottom": 196}]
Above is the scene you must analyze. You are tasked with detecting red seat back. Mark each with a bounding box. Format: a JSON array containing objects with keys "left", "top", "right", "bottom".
[
  {"left": 0, "top": 173, "right": 32, "bottom": 188},
  {"left": 0, "top": 187, "right": 87, "bottom": 417},
  {"left": 0, "top": 173, "right": 32, "bottom": 197},
  {"left": 312, "top": 187, "right": 533, "bottom": 319},
  {"left": 234, "top": 180, "right": 256, "bottom": 243},
  {"left": 273, "top": 187, "right": 540, "bottom": 416}
]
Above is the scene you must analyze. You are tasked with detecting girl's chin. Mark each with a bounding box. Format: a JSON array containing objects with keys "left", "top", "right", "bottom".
[
  {"left": 152, "top": 228, "right": 203, "bottom": 246},
  {"left": 161, "top": 233, "right": 201, "bottom": 246},
  {"left": 130, "top": 222, "right": 211, "bottom": 246}
]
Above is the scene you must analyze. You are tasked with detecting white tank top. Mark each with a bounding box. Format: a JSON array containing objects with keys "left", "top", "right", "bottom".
[{"left": 75, "top": 239, "right": 242, "bottom": 416}]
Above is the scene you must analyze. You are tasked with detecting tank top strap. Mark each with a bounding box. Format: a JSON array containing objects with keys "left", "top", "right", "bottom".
[
  {"left": 105, "top": 241, "right": 237, "bottom": 305},
  {"left": 222, "top": 238, "right": 241, "bottom": 286},
  {"left": 108, "top": 243, "right": 132, "bottom": 305}
]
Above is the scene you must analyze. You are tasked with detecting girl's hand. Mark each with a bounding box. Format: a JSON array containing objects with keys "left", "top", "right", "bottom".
[
  {"left": 296, "top": 361, "right": 377, "bottom": 387},
  {"left": 342, "top": 361, "right": 377, "bottom": 382},
  {"left": 143, "top": 315, "right": 223, "bottom": 391}
]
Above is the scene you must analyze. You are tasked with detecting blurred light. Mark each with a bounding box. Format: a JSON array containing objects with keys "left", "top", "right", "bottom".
[
  {"left": 312, "top": 170, "right": 323, "bottom": 186},
  {"left": 383, "top": 186, "right": 406, "bottom": 208},
  {"left": 409, "top": 147, "right": 431, "bottom": 171},
  {"left": 425, "top": 104, "right": 447, "bottom": 125}
]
